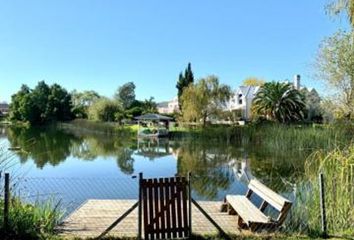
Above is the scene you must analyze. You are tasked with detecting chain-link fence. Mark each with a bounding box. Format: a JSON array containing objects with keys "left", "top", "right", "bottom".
[{"left": 1, "top": 172, "right": 353, "bottom": 239}]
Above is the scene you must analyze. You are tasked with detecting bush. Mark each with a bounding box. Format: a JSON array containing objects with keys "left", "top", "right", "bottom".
[{"left": 88, "top": 99, "right": 121, "bottom": 122}]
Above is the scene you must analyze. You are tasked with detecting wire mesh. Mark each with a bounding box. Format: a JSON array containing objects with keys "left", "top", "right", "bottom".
[{"left": 0, "top": 172, "right": 352, "bottom": 239}]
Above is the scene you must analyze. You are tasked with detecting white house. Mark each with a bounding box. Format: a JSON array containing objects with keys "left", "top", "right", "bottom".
[
  {"left": 227, "top": 86, "right": 260, "bottom": 120},
  {"left": 227, "top": 74, "right": 304, "bottom": 120},
  {"left": 157, "top": 97, "right": 179, "bottom": 114}
]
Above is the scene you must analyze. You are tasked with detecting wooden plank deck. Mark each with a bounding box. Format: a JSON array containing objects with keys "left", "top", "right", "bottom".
[{"left": 59, "top": 199, "right": 240, "bottom": 238}]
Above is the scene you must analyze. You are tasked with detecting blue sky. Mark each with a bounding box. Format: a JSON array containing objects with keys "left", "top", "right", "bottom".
[{"left": 0, "top": 0, "right": 348, "bottom": 103}]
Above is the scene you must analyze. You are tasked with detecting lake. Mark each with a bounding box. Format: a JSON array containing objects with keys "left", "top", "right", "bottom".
[{"left": 0, "top": 124, "right": 312, "bottom": 213}]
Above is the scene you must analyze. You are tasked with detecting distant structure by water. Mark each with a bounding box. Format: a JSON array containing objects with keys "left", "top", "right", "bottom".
[
  {"left": 157, "top": 97, "right": 179, "bottom": 114},
  {"left": 0, "top": 102, "right": 9, "bottom": 116}
]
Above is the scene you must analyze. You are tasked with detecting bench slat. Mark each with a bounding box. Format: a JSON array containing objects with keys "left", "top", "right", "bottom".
[
  {"left": 248, "top": 179, "right": 290, "bottom": 211},
  {"left": 226, "top": 195, "right": 270, "bottom": 225}
]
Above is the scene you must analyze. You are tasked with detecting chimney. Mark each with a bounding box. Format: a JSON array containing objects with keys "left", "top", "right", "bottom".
[{"left": 294, "top": 74, "right": 300, "bottom": 90}]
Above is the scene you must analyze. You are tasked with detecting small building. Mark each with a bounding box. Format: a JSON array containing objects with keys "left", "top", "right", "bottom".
[
  {"left": 0, "top": 102, "right": 9, "bottom": 116},
  {"left": 157, "top": 97, "right": 179, "bottom": 114}
]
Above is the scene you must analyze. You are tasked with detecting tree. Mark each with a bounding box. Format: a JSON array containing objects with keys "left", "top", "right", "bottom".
[
  {"left": 32, "top": 81, "right": 51, "bottom": 123},
  {"left": 71, "top": 90, "right": 101, "bottom": 118},
  {"left": 242, "top": 77, "right": 265, "bottom": 86},
  {"left": 10, "top": 84, "right": 37, "bottom": 123},
  {"left": 327, "top": 0, "right": 354, "bottom": 27},
  {"left": 315, "top": 31, "right": 354, "bottom": 119},
  {"left": 180, "top": 75, "right": 232, "bottom": 126},
  {"left": 46, "top": 83, "right": 73, "bottom": 121},
  {"left": 114, "top": 82, "right": 136, "bottom": 109},
  {"left": 141, "top": 97, "right": 158, "bottom": 114},
  {"left": 252, "top": 82, "right": 306, "bottom": 123},
  {"left": 300, "top": 88, "right": 322, "bottom": 122},
  {"left": 9, "top": 81, "right": 73, "bottom": 124},
  {"left": 88, "top": 98, "right": 122, "bottom": 122},
  {"left": 176, "top": 63, "right": 194, "bottom": 110}
]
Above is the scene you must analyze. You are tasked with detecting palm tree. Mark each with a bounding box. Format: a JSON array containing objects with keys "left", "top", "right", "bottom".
[{"left": 252, "top": 82, "right": 306, "bottom": 123}]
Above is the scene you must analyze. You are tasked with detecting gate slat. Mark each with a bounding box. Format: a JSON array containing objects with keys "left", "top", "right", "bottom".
[
  {"left": 171, "top": 177, "right": 177, "bottom": 238},
  {"left": 165, "top": 178, "right": 171, "bottom": 239},
  {"left": 182, "top": 177, "right": 188, "bottom": 238},
  {"left": 148, "top": 179, "right": 154, "bottom": 240},
  {"left": 176, "top": 177, "right": 183, "bottom": 238},
  {"left": 159, "top": 178, "right": 166, "bottom": 239},
  {"left": 153, "top": 178, "right": 160, "bottom": 239},
  {"left": 142, "top": 180, "right": 149, "bottom": 240}
]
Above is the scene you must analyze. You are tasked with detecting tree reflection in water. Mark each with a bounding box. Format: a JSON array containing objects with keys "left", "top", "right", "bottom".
[{"left": 4, "top": 125, "right": 306, "bottom": 199}]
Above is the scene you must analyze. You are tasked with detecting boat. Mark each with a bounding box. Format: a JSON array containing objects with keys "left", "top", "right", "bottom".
[
  {"left": 8, "top": 147, "right": 21, "bottom": 151},
  {"left": 138, "top": 127, "right": 169, "bottom": 138}
]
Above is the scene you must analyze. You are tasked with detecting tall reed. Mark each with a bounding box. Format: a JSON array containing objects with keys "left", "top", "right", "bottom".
[
  {"left": 0, "top": 144, "right": 63, "bottom": 240},
  {"left": 288, "top": 146, "right": 354, "bottom": 237}
]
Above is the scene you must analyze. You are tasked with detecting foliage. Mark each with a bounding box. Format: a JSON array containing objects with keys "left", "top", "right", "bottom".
[
  {"left": 176, "top": 63, "right": 194, "bottom": 110},
  {"left": 288, "top": 146, "right": 354, "bottom": 237},
  {"left": 141, "top": 97, "right": 158, "bottom": 114},
  {"left": 0, "top": 198, "right": 63, "bottom": 240},
  {"left": 71, "top": 90, "right": 101, "bottom": 118},
  {"left": 180, "top": 75, "right": 232, "bottom": 126},
  {"left": 242, "top": 77, "right": 265, "bottom": 86},
  {"left": 9, "top": 81, "right": 73, "bottom": 125},
  {"left": 315, "top": 30, "right": 354, "bottom": 119},
  {"left": 326, "top": 0, "right": 354, "bottom": 27},
  {"left": 300, "top": 88, "right": 322, "bottom": 122},
  {"left": 252, "top": 82, "right": 306, "bottom": 123},
  {"left": 88, "top": 99, "right": 122, "bottom": 122},
  {"left": 114, "top": 82, "right": 136, "bottom": 109},
  {"left": 219, "top": 109, "right": 243, "bottom": 123}
]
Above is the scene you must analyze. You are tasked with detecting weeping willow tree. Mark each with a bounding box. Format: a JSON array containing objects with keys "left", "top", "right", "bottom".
[
  {"left": 315, "top": 31, "right": 354, "bottom": 119},
  {"left": 180, "top": 75, "right": 232, "bottom": 126},
  {"left": 327, "top": 0, "right": 354, "bottom": 27}
]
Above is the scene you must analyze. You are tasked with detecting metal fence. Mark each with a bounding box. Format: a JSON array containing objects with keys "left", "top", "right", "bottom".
[{"left": 1, "top": 172, "right": 353, "bottom": 239}]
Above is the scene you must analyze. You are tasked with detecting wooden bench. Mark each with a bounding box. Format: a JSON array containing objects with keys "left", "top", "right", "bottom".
[{"left": 221, "top": 179, "right": 292, "bottom": 232}]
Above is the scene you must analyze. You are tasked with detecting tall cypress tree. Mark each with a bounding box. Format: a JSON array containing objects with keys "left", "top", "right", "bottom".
[{"left": 176, "top": 63, "right": 194, "bottom": 110}]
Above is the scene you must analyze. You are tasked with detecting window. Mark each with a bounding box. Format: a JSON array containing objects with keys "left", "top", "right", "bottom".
[{"left": 238, "top": 94, "right": 243, "bottom": 105}]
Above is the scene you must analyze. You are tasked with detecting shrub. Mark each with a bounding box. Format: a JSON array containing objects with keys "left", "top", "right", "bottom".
[{"left": 88, "top": 99, "right": 121, "bottom": 122}]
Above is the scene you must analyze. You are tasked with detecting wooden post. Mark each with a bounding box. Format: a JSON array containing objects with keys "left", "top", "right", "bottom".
[
  {"left": 138, "top": 172, "right": 143, "bottom": 240},
  {"left": 188, "top": 172, "right": 192, "bottom": 238},
  {"left": 319, "top": 173, "right": 327, "bottom": 238},
  {"left": 4, "top": 173, "right": 10, "bottom": 232}
]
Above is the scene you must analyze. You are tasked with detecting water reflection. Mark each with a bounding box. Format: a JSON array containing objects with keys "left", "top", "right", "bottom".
[{"left": 3, "top": 125, "right": 306, "bottom": 199}]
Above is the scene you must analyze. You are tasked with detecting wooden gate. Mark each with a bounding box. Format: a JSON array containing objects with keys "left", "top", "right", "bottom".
[{"left": 139, "top": 174, "right": 191, "bottom": 240}]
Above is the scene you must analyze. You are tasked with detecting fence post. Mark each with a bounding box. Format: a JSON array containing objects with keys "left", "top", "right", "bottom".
[
  {"left": 188, "top": 172, "right": 192, "bottom": 238},
  {"left": 319, "top": 173, "right": 327, "bottom": 238},
  {"left": 4, "top": 172, "right": 10, "bottom": 232},
  {"left": 138, "top": 172, "right": 143, "bottom": 240}
]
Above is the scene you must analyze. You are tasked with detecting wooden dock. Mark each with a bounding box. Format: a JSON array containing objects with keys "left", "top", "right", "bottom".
[{"left": 59, "top": 199, "right": 241, "bottom": 238}]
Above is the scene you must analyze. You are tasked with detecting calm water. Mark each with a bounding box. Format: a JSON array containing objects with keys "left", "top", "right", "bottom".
[{"left": 0, "top": 125, "right": 310, "bottom": 213}]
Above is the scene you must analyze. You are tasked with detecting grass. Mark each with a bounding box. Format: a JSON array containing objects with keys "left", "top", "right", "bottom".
[
  {"left": 286, "top": 145, "right": 354, "bottom": 238},
  {"left": 0, "top": 145, "right": 63, "bottom": 240},
  {"left": 58, "top": 119, "right": 138, "bottom": 136},
  {"left": 0, "top": 198, "right": 63, "bottom": 240},
  {"left": 60, "top": 120, "right": 354, "bottom": 154},
  {"left": 171, "top": 123, "right": 354, "bottom": 153}
]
